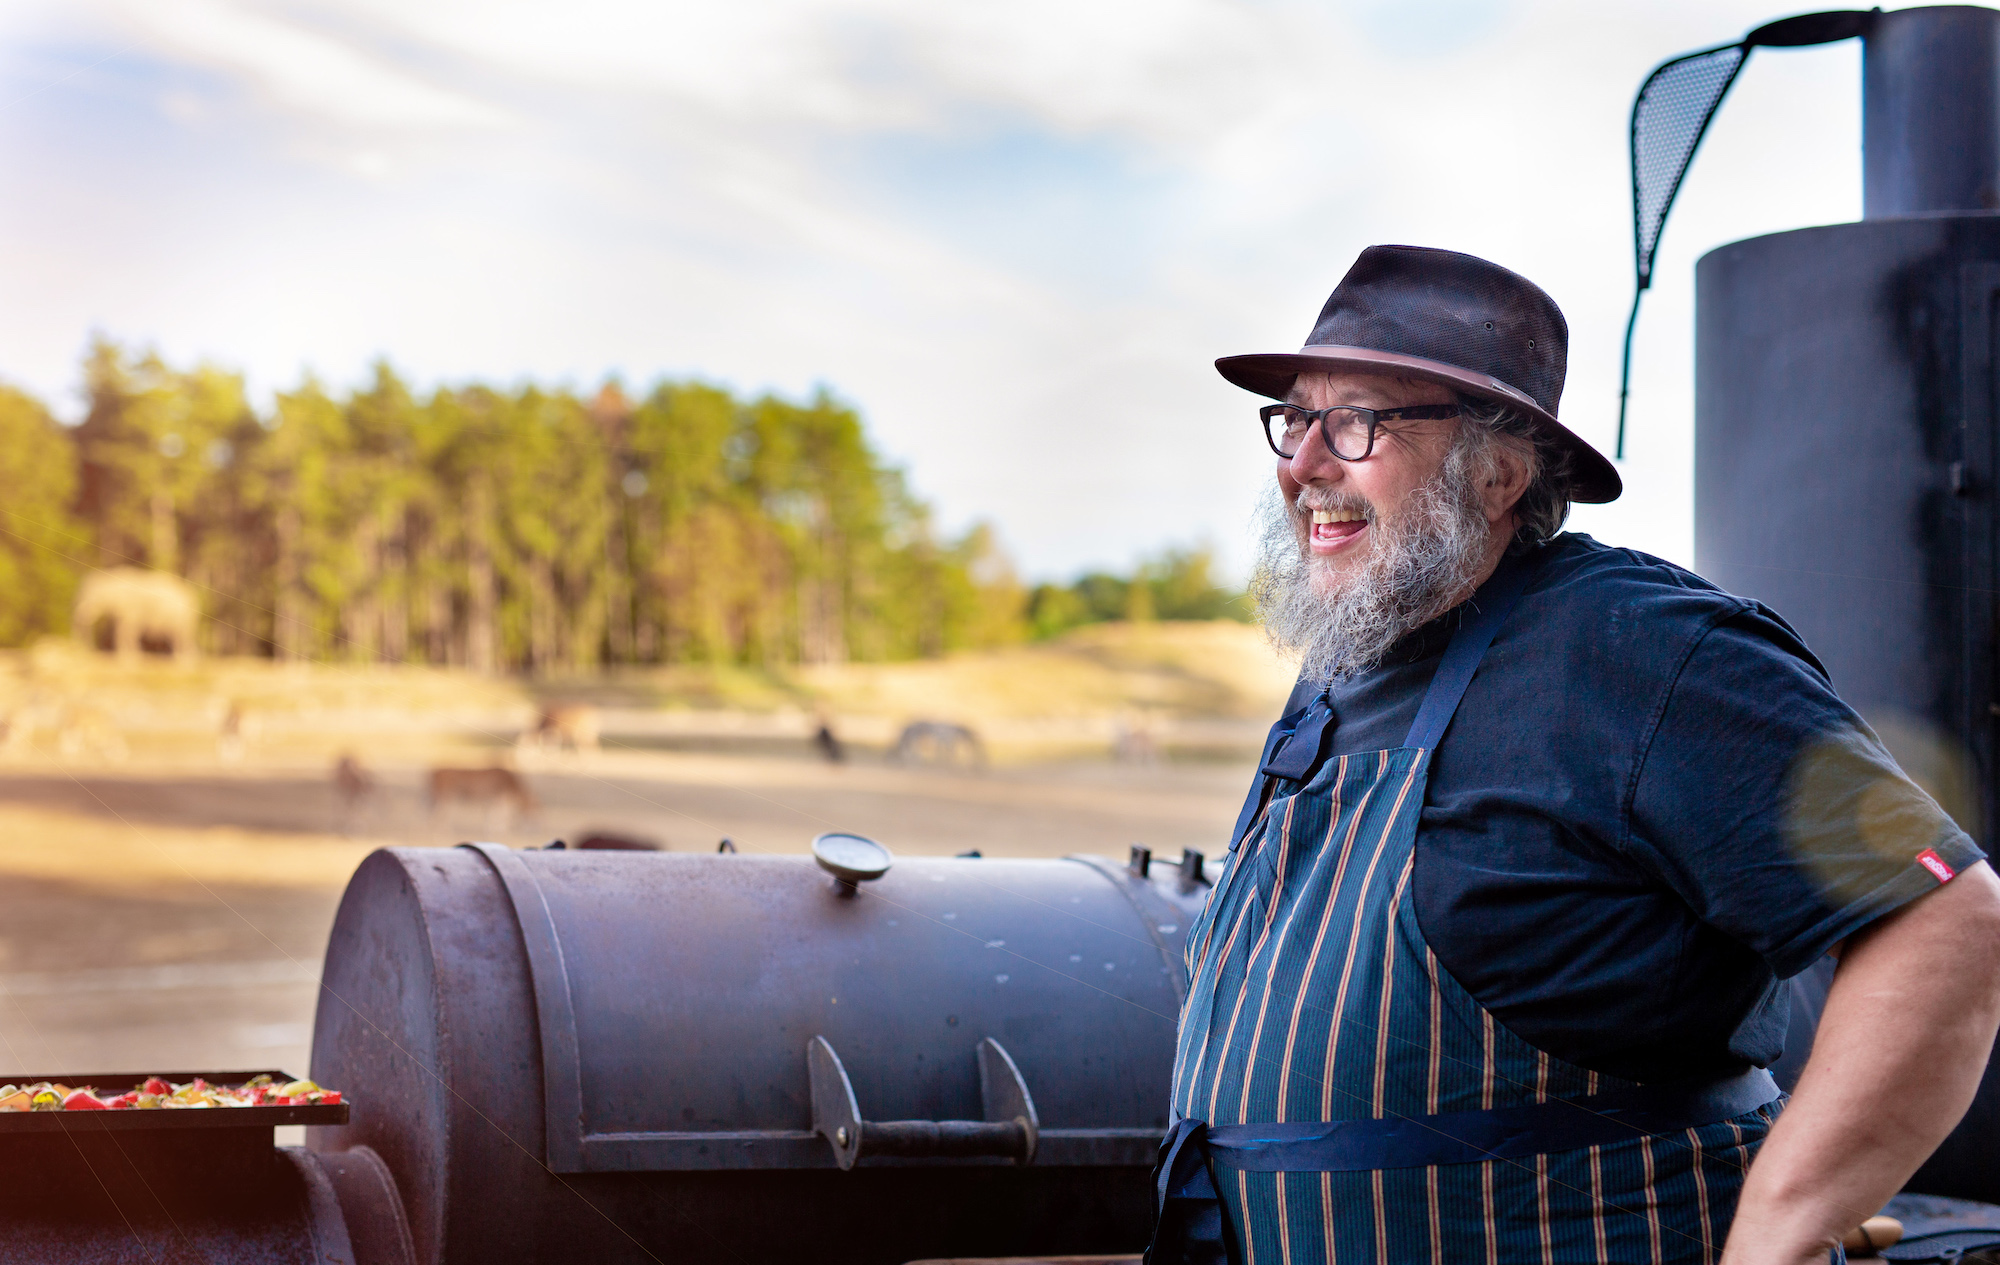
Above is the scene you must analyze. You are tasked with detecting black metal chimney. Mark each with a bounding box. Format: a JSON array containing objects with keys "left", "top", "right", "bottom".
[
  {"left": 1695, "top": 4, "right": 2000, "bottom": 1201},
  {"left": 1866, "top": 5, "right": 2000, "bottom": 215}
]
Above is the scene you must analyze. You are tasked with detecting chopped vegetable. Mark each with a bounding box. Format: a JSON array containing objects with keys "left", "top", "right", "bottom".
[{"left": 0, "top": 1076, "right": 344, "bottom": 1112}]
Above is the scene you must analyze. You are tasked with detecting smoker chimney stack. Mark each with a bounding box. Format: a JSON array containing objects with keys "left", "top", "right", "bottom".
[{"left": 1865, "top": 5, "right": 2000, "bottom": 216}]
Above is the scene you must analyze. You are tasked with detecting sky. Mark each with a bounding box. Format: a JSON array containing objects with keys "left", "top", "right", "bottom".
[{"left": 0, "top": 0, "right": 1863, "bottom": 583}]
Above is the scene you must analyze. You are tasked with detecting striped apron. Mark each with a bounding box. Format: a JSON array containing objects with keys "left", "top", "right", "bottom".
[{"left": 1160, "top": 553, "right": 1790, "bottom": 1265}]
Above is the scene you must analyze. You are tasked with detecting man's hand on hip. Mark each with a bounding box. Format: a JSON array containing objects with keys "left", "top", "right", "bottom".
[{"left": 1720, "top": 859, "right": 2000, "bottom": 1264}]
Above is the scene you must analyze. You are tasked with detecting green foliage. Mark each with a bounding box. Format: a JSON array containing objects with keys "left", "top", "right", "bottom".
[
  {"left": 0, "top": 387, "right": 84, "bottom": 644},
  {"left": 0, "top": 342, "right": 1240, "bottom": 667},
  {"left": 1026, "top": 546, "right": 1249, "bottom": 640},
  {"left": 17, "top": 344, "right": 1051, "bottom": 669}
]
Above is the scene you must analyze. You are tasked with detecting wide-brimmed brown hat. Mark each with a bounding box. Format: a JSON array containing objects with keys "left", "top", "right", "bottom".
[{"left": 1216, "top": 244, "right": 1621, "bottom": 503}]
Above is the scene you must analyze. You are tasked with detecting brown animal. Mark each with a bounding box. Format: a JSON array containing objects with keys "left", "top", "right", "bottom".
[
  {"left": 889, "top": 720, "right": 986, "bottom": 770},
  {"left": 428, "top": 766, "right": 538, "bottom": 831},
  {"left": 571, "top": 832, "right": 661, "bottom": 851},
  {"left": 1113, "top": 715, "right": 1159, "bottom": 766},
  {"left": 333, "top": 754, "right": 374, "bottom": 832},
  {"left": 520, "top": 704, "right": 600, "bottom": 755},
  {"left": 218, "top": 702, "right": 251, "bottom": 763}
]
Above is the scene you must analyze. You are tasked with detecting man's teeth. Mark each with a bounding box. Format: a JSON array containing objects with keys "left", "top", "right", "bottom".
[{"left": 1310, "top": 509, "right": 1365, "bottom": 524}]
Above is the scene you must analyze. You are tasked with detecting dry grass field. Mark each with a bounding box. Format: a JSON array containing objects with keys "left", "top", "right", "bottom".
[{"left": 0, "top": 622, "right": 1295, "bottom": 1105}]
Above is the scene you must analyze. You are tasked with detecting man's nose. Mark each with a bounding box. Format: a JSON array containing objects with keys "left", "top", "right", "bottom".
[{"left": 1287, "top": 418, "right": 1347, "bottom": 485}]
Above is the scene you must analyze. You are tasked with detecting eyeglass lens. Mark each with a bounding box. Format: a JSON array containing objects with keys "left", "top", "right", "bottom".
[{"left": 1267, "top": 407, "right": 1374, "bottom": 460}]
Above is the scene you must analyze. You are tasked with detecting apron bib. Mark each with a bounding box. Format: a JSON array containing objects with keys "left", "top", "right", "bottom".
[{"left": 1162, "top": 553, "right": 1784, "bottom": 1265}]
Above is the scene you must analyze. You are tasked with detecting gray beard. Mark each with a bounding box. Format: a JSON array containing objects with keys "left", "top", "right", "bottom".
[{"left": 1251, "top": 452, "right": 1494, "bottom": 684}]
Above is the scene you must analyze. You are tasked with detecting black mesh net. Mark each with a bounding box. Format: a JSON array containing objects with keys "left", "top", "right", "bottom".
[
  {"left": 1618, "top": 40, "right": 1747, "bottom": 456},
  {"left": 1631, "top": 42, "right": 1747, "bottom": 290},
  {"left": 1617, "top": 13, "right": 1870, "bottom": 458}
]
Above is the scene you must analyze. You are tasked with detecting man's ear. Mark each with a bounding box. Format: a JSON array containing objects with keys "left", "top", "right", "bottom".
[{"left": 1480, "top": 443, "right": 1533, "bottom": 527}]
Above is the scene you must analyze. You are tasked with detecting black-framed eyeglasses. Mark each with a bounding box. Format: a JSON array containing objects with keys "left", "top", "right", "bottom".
[{"left": 1258, "top": 402, "right": 1463, "bottom": 461}]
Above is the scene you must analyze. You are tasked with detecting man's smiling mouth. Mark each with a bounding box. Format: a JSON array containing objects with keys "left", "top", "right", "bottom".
[{"left": 1310, "top": 507, "right": 1368, "bottom": 550}]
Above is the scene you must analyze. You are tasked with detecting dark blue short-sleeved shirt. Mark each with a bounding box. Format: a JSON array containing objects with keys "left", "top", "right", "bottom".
[{"left": 1241, "top": 532, "right": 1983, "bottom": 1083}]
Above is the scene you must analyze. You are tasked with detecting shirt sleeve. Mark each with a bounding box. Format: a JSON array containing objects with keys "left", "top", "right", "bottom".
[{"left": 1624, "top": 606, "right": 1985, "bottom": 979}]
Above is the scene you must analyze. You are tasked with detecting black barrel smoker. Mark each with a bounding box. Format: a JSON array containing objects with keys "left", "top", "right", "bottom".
[
  {"left": 294, "top": 843, "right": 1207, "bottom": 1265},
  {"left": 1686, "top": 3, "right": 2000, "bottom": 1202},
  {"left": 0, "top": 843, "right": 1201, "bottom": 1263}
]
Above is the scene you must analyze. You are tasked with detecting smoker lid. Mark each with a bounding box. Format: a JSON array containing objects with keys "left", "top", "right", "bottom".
[{"left": 460, "top": 844, "right": 1186, "bottom": 1174}]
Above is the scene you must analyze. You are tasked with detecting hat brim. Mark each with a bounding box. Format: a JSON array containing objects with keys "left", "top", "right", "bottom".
[{"left": 1216, "top": 344, "right": 1621, "bottom": 504}]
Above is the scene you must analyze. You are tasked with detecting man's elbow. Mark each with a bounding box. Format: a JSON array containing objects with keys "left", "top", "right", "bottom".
[
  {"left": 1862, "top": 858, "right": 2000, "bottom": 984},
  {"left": 1937, "top": 860, "right": 2000, "bottom": 963}
]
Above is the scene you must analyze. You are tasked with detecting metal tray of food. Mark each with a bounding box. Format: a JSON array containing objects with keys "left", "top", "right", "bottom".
[{"left": 0, "top": 1070, "right": 347, "bottom": 1133}]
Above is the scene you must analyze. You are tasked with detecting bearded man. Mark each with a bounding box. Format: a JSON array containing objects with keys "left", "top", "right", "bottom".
[{"left": 1150, "top": 246, "right": 2000, "bottom": 1265}]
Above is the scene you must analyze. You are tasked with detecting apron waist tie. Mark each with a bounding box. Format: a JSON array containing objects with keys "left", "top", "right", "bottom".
[
  {"left": 1145, "top": 1068, "right": 1781, "bottom": 1265},
  {"left": 1205, "top": 1066, "right": 1780, "bottom": 1172}
]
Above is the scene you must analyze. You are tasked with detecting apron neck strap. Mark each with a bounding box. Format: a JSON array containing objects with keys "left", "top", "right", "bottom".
[{"left": 1402, "top": 547, "right": 1541, "bottom": 752}]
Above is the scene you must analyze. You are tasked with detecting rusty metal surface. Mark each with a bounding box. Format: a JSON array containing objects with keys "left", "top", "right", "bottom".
[
  {"left": 308, "top": 1145, "right": 418, "bottom": 1265},
  {"left": 285, "top": 1144, "right": 359, "bottom": 1264},
  {"left": 0, "top": 1127, "right": 327, "bottom": 1263},
  {"left": 475, "top": 847, "right": 1183, "bottom": 1172},
  {"left": 308, "top": 845, "right": 1198, "bottom": 1265},
  {"left": 307, "top": 845, "right": 532, "bottom": 1265},
  {"left": 461, "top": 843, "right": 584, "bottom": 1170},
  {"left": 1065, "top": 852, "right": 1205, "bottom": 1006}
]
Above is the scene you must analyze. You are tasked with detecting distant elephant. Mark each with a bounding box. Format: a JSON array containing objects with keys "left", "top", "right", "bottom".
[{"left": 72, "top": 568, "right": 200, "bottom": 661}]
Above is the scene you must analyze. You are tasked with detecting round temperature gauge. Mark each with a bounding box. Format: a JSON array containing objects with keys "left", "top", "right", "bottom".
[{"left": 811, "top": 832, "right": 892, "bottom": 884}]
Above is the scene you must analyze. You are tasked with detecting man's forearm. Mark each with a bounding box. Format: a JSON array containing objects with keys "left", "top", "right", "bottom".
[{"left": 1720, "top": 861, "right": 2000, "bottom": 1265}]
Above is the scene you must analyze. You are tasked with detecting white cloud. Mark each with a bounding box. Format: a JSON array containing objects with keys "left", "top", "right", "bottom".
[
  {"left": 0, "top": 0, "right": 1865, "bottom": 581},
  {"left": 87, "top": 0, "right": 509, "bottom": 130},
  {"left": 312, "top": 0, "right": 1303, "bottom": 145}
]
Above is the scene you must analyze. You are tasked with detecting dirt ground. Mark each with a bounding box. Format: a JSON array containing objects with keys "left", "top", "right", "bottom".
[
  {"left": 0, "top": 625, "right": 1291, "bottom": 1125},
  {"left": 0, "top": 746, "right": 1257, "bottom": 1119}
]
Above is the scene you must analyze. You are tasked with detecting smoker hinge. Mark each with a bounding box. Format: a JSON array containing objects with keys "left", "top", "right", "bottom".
[{"left": 1178, "top": 848, "right": 1206, "bottom": 887}]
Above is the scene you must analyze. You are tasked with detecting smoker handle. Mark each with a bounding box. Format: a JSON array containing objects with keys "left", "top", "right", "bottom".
[
  {"left": 858, "top": 1118, "right": 1031, "bottom": 1159},
  {"left": 807, "top": 1035, "right": 1040, "bottom": 1170}
]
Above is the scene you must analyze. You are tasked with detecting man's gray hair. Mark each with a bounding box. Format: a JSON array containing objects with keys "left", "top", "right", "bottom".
[{"left": 1455, "top": 396, "right": 1574, "bottom": 547}]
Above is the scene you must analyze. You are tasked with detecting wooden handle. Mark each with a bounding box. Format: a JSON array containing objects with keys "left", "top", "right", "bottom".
[{"left": 1840, "top": 1215, "right": 1904, "bottom": 1255}]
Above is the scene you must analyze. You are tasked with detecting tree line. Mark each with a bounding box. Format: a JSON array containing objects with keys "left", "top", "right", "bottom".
[{"left": 0, "top": 341, "right": 1243, "bottom": 672}]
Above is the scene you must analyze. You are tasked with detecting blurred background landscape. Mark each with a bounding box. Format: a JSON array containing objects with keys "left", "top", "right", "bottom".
[
  {"left": 0, "top": 340, "right": 1293, "bottom": 1094},
  {"left": 0, "top": 0, "right": 1868, "bottom": 1119}
]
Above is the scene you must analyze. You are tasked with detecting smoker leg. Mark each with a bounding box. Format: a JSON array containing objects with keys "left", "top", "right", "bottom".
[{"left": 288, "top": 1145, "right": 418, "bottom": 1265}]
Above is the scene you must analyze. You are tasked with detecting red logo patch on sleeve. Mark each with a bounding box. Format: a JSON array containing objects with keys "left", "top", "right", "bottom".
[{"left": 1917, "top": 848, "right": 1957, "bottom": 884}]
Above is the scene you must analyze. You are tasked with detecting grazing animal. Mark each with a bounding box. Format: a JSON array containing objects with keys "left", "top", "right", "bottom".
[
  {"left": 218, "top": 702, "right": 251, "bottom": 763},
  {"left": 888, "top": 720, "right": 986, "bottom": 770},
  {"left": 571, "top": 832, "right": 661, "bottom": 851},
  {"left": 813, "top": 721, "right": 845, "bottom": 764},
  {"left": 1113, "top": 716, "right": 1160, "bottom": 765},
  {"left": 520, "top": 704, "right": 601, "bottom": 755},
  {"left": 333, "top": 754, "right": 374, "bottom": 831},
  {"left": 73, "top": 568, "right": 200, "bottom": 661},
  {"left": 428, "top": 766, "right": 538, "bottom": 831}
]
